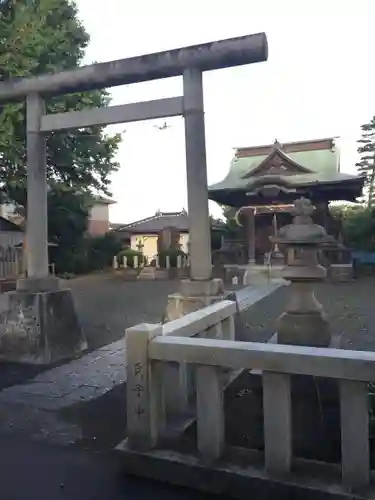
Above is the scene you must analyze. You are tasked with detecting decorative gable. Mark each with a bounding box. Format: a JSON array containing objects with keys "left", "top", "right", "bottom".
[{"left": 242, "top": 149, "right": 313, "bottom": 179}]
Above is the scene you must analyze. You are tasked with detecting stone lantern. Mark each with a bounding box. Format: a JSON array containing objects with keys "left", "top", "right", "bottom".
[{"left": 271, "top": 197, "right": 332, "bottom": 347}]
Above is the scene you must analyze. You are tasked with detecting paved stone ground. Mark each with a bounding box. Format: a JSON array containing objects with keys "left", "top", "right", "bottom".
[
  {"left": 0, "top": 277, "right": 279, "bottom": 448},
  {"left": 0, "top": 339, "right": 126, "bottom": 410},
  {"left": 0, "top": 275, "right": 178, "bottom": 445},
  {"left": 0, "top": 275, "right": 177, "bottom": 391},
  {"left": 0, "top": 279, "right": 277, "bottom": 410},
  {"left": 0, "top": 341, "right": 129, "bottom": 446}
]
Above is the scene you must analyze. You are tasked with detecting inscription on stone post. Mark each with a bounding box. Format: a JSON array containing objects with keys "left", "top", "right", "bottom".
[{"left": 126, "top": 323, "right": 163, "bottom": 450}]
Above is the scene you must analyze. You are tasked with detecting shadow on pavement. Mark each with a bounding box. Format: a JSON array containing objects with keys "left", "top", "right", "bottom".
[{"left": 0, "top": 435, "right": 218, "bottom": 500}]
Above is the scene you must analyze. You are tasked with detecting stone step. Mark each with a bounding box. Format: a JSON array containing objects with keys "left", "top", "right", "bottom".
[
  {"left": 138, "top": 267, "right": 157, "bottom": 280},
  {"left": 0, "top": 278, "right": 17, "bottom": 293}
]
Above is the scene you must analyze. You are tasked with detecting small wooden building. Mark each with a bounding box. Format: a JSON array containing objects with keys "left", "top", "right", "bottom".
[
  {"left": 111, "top": 211, "right": 190, "bottom": 263},
  {"left": 0, "top": 215, "right": 24, "bottom": 247}
]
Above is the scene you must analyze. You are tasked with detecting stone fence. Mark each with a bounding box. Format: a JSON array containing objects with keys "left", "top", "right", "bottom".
[
  {"left": 113, "top": 253, "right": 189, "bottom": 270},
  {"left": 0, "top": 246, "right": 23, "bottom": 279},
  {"left": 123, "top": 299, "right": 375, "bottom": 499},
  {"left": 113, "top": 253, "right": 190, "bottom": 280}
]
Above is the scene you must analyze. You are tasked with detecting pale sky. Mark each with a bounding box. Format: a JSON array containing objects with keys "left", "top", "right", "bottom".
[{"left": 76, "top": 0, "right": 375, "bottom": 223}]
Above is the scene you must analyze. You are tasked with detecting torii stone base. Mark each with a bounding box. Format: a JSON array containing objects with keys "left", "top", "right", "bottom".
[
  {"left": 165, "top": 278, "right": 225, "bottom": 321},
  {"left": 0, "top": 285, "right": 87, "bottom": 365}
]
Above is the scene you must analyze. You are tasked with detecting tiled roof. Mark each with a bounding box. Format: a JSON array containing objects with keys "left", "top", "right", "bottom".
[
  {"left": 112, "top": 211, "right": 189, "bottom": 234},
  {"left": 210, "top": 139, "right": 341, "bottom": 192},
  {"left": 92, "top": 196, "right": 116, "bottom": 205},
  {"left": 0, "top": 216, "right": 23, "bottom": 232},
  {"left": 208, "top": 138, "right": 364, "bottom": 205}
]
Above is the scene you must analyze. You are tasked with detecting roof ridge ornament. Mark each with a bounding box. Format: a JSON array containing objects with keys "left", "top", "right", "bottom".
[{"left": 272, "top": 139, "right": 283, "bottom": 150}]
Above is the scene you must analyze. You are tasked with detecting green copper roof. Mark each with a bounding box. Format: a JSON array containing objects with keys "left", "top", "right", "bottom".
[
  {"left": 211, "top": 170, "right": 358, "bottom": 192},
  {"left": 208, "top": 144, "right": 364, "bottom": 206},
  {"left": 215, "top": 148, "right": 340, "bottom": 189}
]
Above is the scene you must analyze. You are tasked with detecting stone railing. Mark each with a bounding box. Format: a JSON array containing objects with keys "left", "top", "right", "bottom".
[
  {"left": 125, "top": 315, "right": 375, "bottom": 496},
  {"left": 127, "top": 300, "right": 237, "bottom": 431}
]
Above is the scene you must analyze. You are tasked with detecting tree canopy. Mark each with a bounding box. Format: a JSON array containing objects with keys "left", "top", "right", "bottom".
[
  {"left": 47, "top": 186, "right": 123, "bottom": 275},
  {"left": 342, "top": 206, "right": 375, "bottom": 252},
  {"left": 356, "top": 116, "right": 375, "bottom": 209},
  {"left": 47, "top": 185, "right": 89, "bottom": 249},
  {"left": 0, "top": 0, "right": 124, "bottom": 274},
  {"left": 0, "top": 0, "right": 122, "bottom": 207}
]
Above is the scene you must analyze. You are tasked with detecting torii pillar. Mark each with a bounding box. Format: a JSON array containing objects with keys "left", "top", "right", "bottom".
[
  {"left": 0, "top": 93, "right": 87, "bottom": 364},
  {"left": 166, "top": 68, "right": 225, "bottom": 319}
]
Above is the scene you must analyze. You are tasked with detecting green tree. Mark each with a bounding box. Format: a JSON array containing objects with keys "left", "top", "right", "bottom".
[
  {"left": 47, "top": 185, "right": 89, "bottom": 249},
  {"left": 342, "top": 206, "right": 375, "bottom": 251},
  {"left": 10, "top": 184, "right": 91, "bottom": 273},
  {"left": 356, "top": 117, "right": 375, "bottom": 208},
  {"left": 46, "top": 187, "right": 124, "bottom": 275},
  {"left": 0, "top": 0, "right": 122, "bottom": 207}
]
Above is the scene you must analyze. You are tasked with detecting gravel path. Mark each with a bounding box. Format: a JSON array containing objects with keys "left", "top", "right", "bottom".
[
  {"left": 240, "top": 276, "right": 375, "bottom": 350},
  {"left": 66, "top": 274, "right": 178, "bottom": 350},
  {"left": 68, "top": 274, "right": 375, "bottom": 352}
]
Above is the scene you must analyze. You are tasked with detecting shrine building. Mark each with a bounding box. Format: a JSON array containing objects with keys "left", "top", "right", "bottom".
[{"left": 208, "top": 138, "right": 365, "bottom": 264}]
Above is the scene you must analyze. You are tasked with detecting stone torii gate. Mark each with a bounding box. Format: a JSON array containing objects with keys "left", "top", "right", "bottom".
[{"left": 0, "top": 33, "right": 268, "bottom": 363}]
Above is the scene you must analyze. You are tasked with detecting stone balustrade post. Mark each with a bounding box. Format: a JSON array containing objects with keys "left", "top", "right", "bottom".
[
  {"left": 133, "top": 255, "right": 138, "bottom": 269},
  {"left": 126, "top": 323, "right": 165, "bottom": 451}
]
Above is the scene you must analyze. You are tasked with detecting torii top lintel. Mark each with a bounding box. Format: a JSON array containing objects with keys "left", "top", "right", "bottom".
[{"left": 0, "top": 32, "right": 268, "bottom": 103}]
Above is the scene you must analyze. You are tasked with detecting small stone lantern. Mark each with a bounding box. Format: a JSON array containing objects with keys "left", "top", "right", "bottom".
[{"left": 270, "top": 197, "right": 332, "bottom": 347}]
